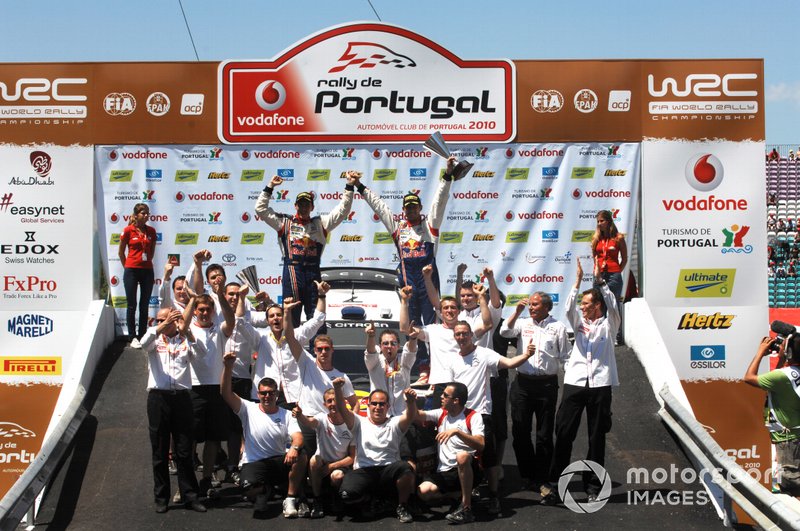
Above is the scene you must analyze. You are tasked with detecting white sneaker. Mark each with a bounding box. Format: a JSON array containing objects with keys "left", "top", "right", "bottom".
[
  {"left": 283, "top": 497, "right": 299, "bottom": 518},
  {"left": 130, "top": 338, "right": 142, "bottom": 349}
]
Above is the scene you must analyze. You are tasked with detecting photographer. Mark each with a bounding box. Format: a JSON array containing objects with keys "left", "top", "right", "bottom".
[{"left": 744, "top": 330, "right": 800, "bottom": 496}]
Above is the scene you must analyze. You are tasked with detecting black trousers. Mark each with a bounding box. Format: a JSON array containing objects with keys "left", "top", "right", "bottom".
[
  {"left": 509, "top": 374, "right": 558, "bottom": 483},
  {"left": 549, "top": 383, "right": 612, "bottom": 493},
  {"left": 147, "top": 389, "right": 200, "bottom": 503},
  {"left": 123, "top": 267, "right": 154, "bottom": 338}
]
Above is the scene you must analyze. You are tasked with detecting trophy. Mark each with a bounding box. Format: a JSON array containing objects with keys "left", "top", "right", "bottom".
[
  {"left": 423, "top": 131, "right": 473, "bottom": 181},
  {"left": 236, "top": 265, "right": 260, "bottom": 294}
]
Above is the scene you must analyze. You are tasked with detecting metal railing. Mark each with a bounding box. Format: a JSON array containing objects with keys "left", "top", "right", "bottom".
[{"left": 659, "top": 384, "right": 800, "bottom": 530}]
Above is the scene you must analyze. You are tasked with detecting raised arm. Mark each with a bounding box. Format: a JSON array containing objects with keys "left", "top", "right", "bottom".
[
  {"left": 502, "top": 297, "right": 528, "bottom": 335},
  {"left": 291, "top": 403, "right": 319, "bottom": 430},
  {"left": 454, "top": 263, "right": 466, "bottom": 309},
  {"left": 321, "top": 171, "right": 358, "bottom": 231},
  {"left": 359, "top": 184, "right": 399, "bottom": 234},
  {"left": 159, "top": 263, "right": 174, "bottom": 309},
  {"left": 398, "top": 387, "right": 418, "bottom": 432},
  {"left": 364, "top": 321, "right": 377, "bottom": 357},
  {"left": 422, "top": 264, "right": 441, "bottom": 313},
  {"left": 214, "top": 282, "right": 235, "bottom": 338},
  {"left": 254, "top": 175, "right": 287, "bottom": 231},
  {"left": 398, "top": 286, "right": 413, "bottom": 334},
  {"left": 471, "top": 284, "right": 494, "bottom": 339},
  {"left": 498, "top": 344, "right": 536, "bottom": 370},
  {"left": 220, "top": 352, "right": 242, "bottom": 413},
  {"left": 484, "top": 267, "right": 502, "bottom": 310},
  {"left": 282, "top": 298, "right": 305, "bottom": 362},
  {"left": 191, "top": 249, "right": 209, "bottom": 294},
  {"left": 332, "top": 377, "right": 355, "bottom": 431},
  {"left": 314, "top": 280, "right": 330, "bottom": 314},
  {"left": 181, "top": 289, "right": 197, "bottom": 341},
  {"left": 426, "top": 156, "right": 456, "bottom": 231}
]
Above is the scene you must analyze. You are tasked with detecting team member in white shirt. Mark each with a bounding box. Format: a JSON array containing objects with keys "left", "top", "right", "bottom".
[
  {"left": 364, "top": 322, "right": 419, "bottom": 418},
  {"left": 417, "top": 381, "right": 485, "bottom": 525},
  {"left": 186, "top": 284, "right": 234, "bottom": 497},
  {"left": 500, "top": 291, "right": 570, "bottom": 493},
  {"left": 333, "top": 377, "right": 418, "bottom": 523},
  {"left": 543, "top": 258, "right": 620, "bottom": 505},
  {"left": 141, "top": 306, "right": 207, "bottom": 514},
  {"left": 293, "top": 390, "right": 355, "bottom": 518},
  {"left": 447, "top": 320, "right": 535, "bottom": 515},
  {"left": 284, "top": 298, "right": 357, "bottom": 457},
  {"left": 220, "top": 352, "right": 307, "bottom": 518}
]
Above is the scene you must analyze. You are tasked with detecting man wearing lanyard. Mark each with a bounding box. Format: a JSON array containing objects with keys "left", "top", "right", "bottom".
[
  {"left": 499, "top": 291, "right": 569, "bottom": 494},
  {"left": 542, "top": 258, "right": 620, "bottom": 505},
  {"left": 364, "top": 323, "right": 419, "bottom": 418},
  {"left": 141, "top": 305, "right": 207, "bottom": 514}
]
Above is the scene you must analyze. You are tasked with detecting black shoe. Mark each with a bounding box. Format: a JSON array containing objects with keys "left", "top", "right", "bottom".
[
  {"left": 540, "top": 491, "right": 560, "bottom": 506},
  {"left": 446, "top": 504, "right": 475, "bottom": 524},
  {"left": 587, "top": 492, "right": 598, "bottom": 502},
  {"left": 396, "top": 503, "right": 413, "bottom": 523},
  {"left": 155, "top": 501, "right": 168, "bottom": 513},
  {"left": 186, "top": 499, "right": 207, "bottom": 512}
]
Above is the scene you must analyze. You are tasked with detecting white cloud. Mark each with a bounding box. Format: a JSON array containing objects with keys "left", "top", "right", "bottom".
[{"left": 766, "top": 82, "right": 800, "bottom": 105}]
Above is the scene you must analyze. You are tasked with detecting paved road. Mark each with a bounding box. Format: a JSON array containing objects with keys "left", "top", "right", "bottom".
[{"left": 31, "top": 339, "right": 730, "bottom": 530}]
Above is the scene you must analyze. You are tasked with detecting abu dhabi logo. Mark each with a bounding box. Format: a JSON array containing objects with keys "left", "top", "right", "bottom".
[
  {"left": 685, "top": 154, "right": 723, "bottom": 192},
  {"left": 558, "top": 460, "right": 612, "bottom": 513},
  {"left": 255, "top": 80, "right": 287, "bottom": 111},
  {"left": 328, "top": 43, "right": 416, "bottom": 73}
]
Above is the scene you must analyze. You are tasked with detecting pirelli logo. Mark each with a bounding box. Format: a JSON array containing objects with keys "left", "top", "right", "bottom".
[{"left": 0, "top": 357, "right": 62, "bottom": 375}]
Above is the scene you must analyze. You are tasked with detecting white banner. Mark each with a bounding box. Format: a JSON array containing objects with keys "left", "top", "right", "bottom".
[
  {"left": 96, "top": 143, "right": 641, "bottom": 333},
  {"left": 641, "top": 140, "right": 767, "bottom": 380}
]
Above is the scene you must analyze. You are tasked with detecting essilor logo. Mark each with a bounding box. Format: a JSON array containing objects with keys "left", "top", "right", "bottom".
[
  {"left": 685, "top": 154, "right": 723, "bottom": 192},
  {"left": 255, "top": 80, "right": 286, "bottom": 111}
]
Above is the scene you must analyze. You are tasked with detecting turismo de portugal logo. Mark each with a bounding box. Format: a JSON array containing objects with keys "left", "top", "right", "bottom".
[{"left": 558, "top": 460, "right": 612, "bottom": 513}]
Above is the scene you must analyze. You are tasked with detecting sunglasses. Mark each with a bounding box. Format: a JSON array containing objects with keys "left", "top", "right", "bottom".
[
  {"left": 381, "top": 341, "right": 398, "bottom": 346},
  {"left": 258, "top": 390, "right": 277, "bottom": 397},
  {"left": 369, "top": 401, "right": 387, "bottom": 407}
]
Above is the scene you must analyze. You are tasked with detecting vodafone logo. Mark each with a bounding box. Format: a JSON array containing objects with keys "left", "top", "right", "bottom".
[
  {"left": 685, "top": 154, "right": 723, "bottom": 192},
  {"left": 372, "top": 149, "right": 382, "bottom": 159},
  {"left": 110, "top": 276, "right": 119, "bottom": 287},
  {"left": 255, "top": 80, "right": 286, "bottom": 111}
]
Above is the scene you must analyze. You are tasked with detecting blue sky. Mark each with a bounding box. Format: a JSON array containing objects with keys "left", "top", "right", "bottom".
[{"left": 0, "top": 0, "right": 796, "bottom": 144}]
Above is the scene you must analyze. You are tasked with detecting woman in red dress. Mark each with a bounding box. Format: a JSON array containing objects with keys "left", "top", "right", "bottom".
[
  {"left": 591, "top": 210, "right": 627, "bottom": 301},
  {"left": 118, "top": 203, "right": 156, "bottom": 346}
]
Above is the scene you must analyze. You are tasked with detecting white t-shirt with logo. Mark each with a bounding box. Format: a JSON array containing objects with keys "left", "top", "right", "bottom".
[
  {"left": 446, "top": 346, "right": 501, "bottom": 415},
  {"left": 422, "top": 408, "right": 485, "bottom": 472},
  {"left": 237, "top": 400, "right": 300, "bottom": 463},
  {"left": 297, "top": 350, "right": 355, "bottom": 416},
  {"left": 418, "top": 324, "right": 460, "bottom": 385},
  {"left": 313, "top": 412, "right": 354, "bottom": 463}
]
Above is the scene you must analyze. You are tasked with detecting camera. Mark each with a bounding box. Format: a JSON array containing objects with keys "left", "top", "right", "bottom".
[{"left": 770, "top": 320, "right": 799, "bottom": 359}]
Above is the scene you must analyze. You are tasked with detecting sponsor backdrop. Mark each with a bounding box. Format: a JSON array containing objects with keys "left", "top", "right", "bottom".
[
  {"left": 0, "top": 21, "right": 768, "bottom": 519},
  {"left": 0, "top": 146, "right": 93, "bottom": 496},
  {"left": 642, "top": 140, "right": 769, "bottom": 505},
  {"left": 96, "top": 143, "right": 640, "bottom": 333}
]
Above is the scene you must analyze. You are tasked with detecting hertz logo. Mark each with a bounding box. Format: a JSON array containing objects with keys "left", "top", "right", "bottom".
[
  {"left": 473, "top": 234, "right": 495, "bottom": 241},
  {"left": 0, "top": 357, "right": 61, "bottom": 375},
  {"left": 208, "top": 172, "right": 230, "bottom": 180},
  {"left": 340, "top": 235, "right": 363, "bottom": 242},
  {"left": 605, "top": 169, "right": 627, "bottom": 176},
  {"left": 208, "top": 235, "right": 230, "bottom": 243},
  {"left": 678, "top": 312, "right": 734, "bottom": 330}
]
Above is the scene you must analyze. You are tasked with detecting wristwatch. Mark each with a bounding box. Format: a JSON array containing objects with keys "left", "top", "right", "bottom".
[{"left": 291, "top": 445, "right": 302, "bottom": 451}]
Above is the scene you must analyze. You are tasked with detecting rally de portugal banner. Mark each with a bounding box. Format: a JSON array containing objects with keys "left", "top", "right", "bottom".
[{"left": 96, "top": 143, "right": 640, "bottom": 332}]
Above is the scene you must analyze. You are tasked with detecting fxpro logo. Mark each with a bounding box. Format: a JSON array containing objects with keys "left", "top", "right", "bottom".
[
  {"left": 675, "top": 269, "right": 735, "bottom": 298},
  {"left": 7, "top": 313, "right": 53, "bottom": 337},
  {"left": 690, "top": 345, "right": 726, "bottom": 369}
]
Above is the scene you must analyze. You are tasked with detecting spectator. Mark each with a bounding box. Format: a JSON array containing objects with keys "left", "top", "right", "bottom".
[{"left": 769, "top": 148, "right": 781, "bottom": 161}]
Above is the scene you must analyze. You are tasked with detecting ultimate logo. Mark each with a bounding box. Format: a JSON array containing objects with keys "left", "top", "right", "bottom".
[{"left": 675, "top": 269, "right": 735, "bottom": 298}]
